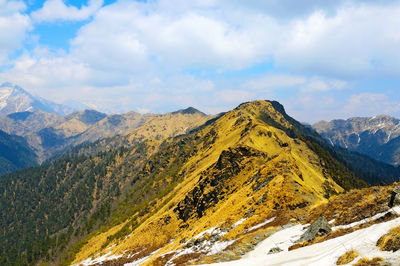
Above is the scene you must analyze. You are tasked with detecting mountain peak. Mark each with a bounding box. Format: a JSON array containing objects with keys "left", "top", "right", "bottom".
[
  {"left": 172, "top": 106, "right": 206, "bottom": 115},
  {"left": 65, "top": 109, "right": 107, "bottom": 124},
  {"left": 0, "top": 83, "right": 74, "bottom": 116}
]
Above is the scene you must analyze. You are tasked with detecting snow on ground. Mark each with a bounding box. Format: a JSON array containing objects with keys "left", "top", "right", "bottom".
[
  {"left": 73, "top": 251, "right": 123, "bottom": 266},
  {"left": 209, "top": 213, "right": 400, "bottom": 265},
  {"left": 244, "top": 223, "right": 306, "bottom": 258},
  {"left": 332, "top": 206, "right": 400, "bottom": 231},
  {"left": 245, "top": 217, "right": 276, "bottom": 233},
  {"left": 75, "top": 208, "right": 400, "bottom": 266},
  {"left": 124, "top": 248, "right": 161, "bottom": 266},
  {"left": 163, "top": 218, "right": 247, "bottom": 265}
]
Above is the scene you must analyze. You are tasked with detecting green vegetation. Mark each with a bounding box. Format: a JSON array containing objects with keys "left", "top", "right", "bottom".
[
  {"left": 0, "top": 147, "right": 132, "bottom": 265},
  {"left": 0, "top": 130, "right": 37, "bottom": 175}
]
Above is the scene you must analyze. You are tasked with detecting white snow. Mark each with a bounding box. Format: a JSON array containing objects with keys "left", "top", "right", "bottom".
[
  {"left": 245, "top": 217, "right": 276, "bottom": 233},
  {"left": 332, "top": 206, "right": 400, "bottom": 231},
  {"left": 124, "top": 248, "right": 161, "bottom": 266},
  {"left": 163, "top": 218, "right": 247, "bottom": 265},
  {"left": 208, "top": 209, "right": 400, "bottom": 266},
  {"left": 243, "top": 223, "right": 306, "bottom": 258},
  {"left": 73, "top": 251, "right": 123, "bottom": 266},
  {"left": 75, "top": 209, "right": 400, "bottom": 266},
  {"left": 328, "top": 138, "right": 334, "bottom": 146}
]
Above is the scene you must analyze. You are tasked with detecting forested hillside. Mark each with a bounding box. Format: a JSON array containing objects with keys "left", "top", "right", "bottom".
[{"left": 0, "top": 130, "right": 37, "bottom": 175}]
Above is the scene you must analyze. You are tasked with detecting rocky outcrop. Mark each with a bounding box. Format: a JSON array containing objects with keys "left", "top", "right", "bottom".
[
  {"left": 300, "top": 216, "right": 331, "bottom": 242},
  {"left": 174, "top": 146, "right": 269, "bottom": 222},
  {"left": 389, "top": 185, "right": 400, "bottom": 207}
]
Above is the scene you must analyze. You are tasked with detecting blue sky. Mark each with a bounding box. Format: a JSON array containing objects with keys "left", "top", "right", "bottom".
[{"left": 1, "top": 0, "right": 400, "bottom": 122}]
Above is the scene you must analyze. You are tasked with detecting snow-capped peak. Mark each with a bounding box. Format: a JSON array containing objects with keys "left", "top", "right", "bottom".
[{"left": 0, "top": 82, "right": 74, "bottom": 117}]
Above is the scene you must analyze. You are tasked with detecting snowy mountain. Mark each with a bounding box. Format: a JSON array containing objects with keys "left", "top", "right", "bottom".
[
  {"left": 313, "top": 115, "right": 400, "bottom": 165},
  {"left": 0, "top": 82, "right": 74, "bottom": 117}
]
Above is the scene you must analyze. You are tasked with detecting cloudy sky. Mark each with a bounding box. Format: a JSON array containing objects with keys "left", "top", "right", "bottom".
[{"left": 1, "top": 0, "right": 400, "bottom": 122}]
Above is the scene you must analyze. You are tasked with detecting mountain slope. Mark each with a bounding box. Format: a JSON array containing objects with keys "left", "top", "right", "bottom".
[
  {"left": 313, "top": 115, "right": 400, "bottom": 166},
  {"left": 1, "top": 100, "right": 382, "bottom": 265},
  {"left": 0, "top": 109, "right": 213, "bottom": 265},
  {"left": 0, "top": 83, "right": 73, "bottom": 116},
  {"left": 0, "top": 130, "right": 38, "bottom": 175},
  {"left": 0, "top": 110, "right": 156, "bottom": 161},
  {"left": 69, "top": 100, "right": 365, "bottom": 265}
]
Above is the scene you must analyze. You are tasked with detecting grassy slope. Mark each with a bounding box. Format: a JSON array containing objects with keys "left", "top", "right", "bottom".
[{"left": 72, "top": 100, "right": 365, "bottom": 265}]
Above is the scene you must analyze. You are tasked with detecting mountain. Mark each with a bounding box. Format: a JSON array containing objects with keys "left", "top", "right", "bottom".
[
  {"left": 0, "top": 83, "right": 74, "bottom": 116},
  {"left": 0, "top": 106, "right": 212, "bottom": 163},
  {"left": 0, "top": 100, "right": 375, "bottom": 265},
  {"left": 313, "top": 115, "right": 400, "bottom": 166},
  {"left": 0, "top": 129, "right": 37, "bottom": 175},
  {"left": 0, "top": 110, "right": 152, "bottom": 161}
]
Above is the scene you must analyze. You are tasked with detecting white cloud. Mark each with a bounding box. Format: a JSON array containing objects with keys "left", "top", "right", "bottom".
[
  {"left": 283, "top": 92, "right": 400, "bottom": 123},
  {"left": 0, "top": 0, "right": 30, "bottom": 64},
  {"left": 343, "top": 93, "right": 400, "bottom": 116},
  {"left": 277, "top": 5, "right": 400, "bottom": 77},
  {"left": 215, "top": 90, "right": 255, "bottom": 103},
  {"left": 31, "top": 0, "right": 103, "bottom": 22},
  {"left": 2, "top": 0, "right": 400, "bottom": 118},
  {"left": 242, "top": 74, "right": 306, "bottom": 90},
  {"left": 242, "top": 74, "right": 347, "bottom": 93},
  {"left": 28, "top": 0, "right": 400, "bottom": 78}
]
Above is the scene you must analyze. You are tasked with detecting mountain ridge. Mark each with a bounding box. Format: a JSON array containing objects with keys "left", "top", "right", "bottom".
[
  {"left": 0, "top": 83, "right": 74, "bottom": 116},
  {"left": 313, "top": 114, "right": 400, "bottom": 166},
  {"left": 1, "top": 100, "right": 398, "bottom": 266},
  {"left": 69, "top": 100, "right": 365, "bottom": 265}
]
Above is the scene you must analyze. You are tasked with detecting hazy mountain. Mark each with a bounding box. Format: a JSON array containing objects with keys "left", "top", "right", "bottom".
[
  {"left": 0, "top": 109, "right": 150, "bottom": 161},
  {"left": 0, "top": 107, "right": 210, "bottom": 162},
  {"left": 0, "top": 83, "right": 74, "bottom": 116},
  {"left": 313, "top": 115, "right": 400, "bottom": 165}
]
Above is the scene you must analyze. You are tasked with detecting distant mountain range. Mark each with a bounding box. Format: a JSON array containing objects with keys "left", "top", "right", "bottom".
[
  {"left": 314, "top": 115, "right": 400, "bottom": 166},
  {"left": 0, "top": 83, "right": 75, "bottom": 116}
]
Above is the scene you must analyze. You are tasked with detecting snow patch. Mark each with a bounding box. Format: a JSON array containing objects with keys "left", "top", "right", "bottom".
[
  {"left": 332, "top": 206, "right": 400, "bottom": 231},
  {"left": 245, "top": 217, "right": 276, "bottom": 233},
  {"left": 209, "top": 208, "right": 400, "bottom": 266},
  {"left": 124, "top": 248, "right": 161, "bottom": 266},
  {"left": 73, "top": 251, "right": 123, "bottom": 266},
  {"left": 163, "top": 218, "right": 247, "bottom": 265}
]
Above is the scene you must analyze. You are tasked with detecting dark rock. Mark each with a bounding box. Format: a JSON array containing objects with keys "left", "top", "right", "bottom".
[
  {"left": 300, "top": 216, "right": 331, "bottom": 242},
  {"left": 389, "top": 185, "right": 400, "bottom": 207},
  {"left": 268, "top": 247, "right": 283, "bottom": 254},
  {"left": 209, "top": 234, "right": 221, "bottom": 244},
  {"left": 163, "top": 215, "right": 171, "bottom": 224}
]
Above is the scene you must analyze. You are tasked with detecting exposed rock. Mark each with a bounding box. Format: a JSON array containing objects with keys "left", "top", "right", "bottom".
[
  {"left": 268, "top": 247, "right": 283, "bottom": 254},
  {"left": 300, "top": 216, "right": 331, "bottom": 242},
  {"left": 389, "top": 185, "right": 400, "bottom": 207}
]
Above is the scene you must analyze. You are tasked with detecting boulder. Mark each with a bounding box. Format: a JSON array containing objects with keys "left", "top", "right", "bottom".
[
  {"left": 389, "top": 185, "right": 400, "bottom": 207},
  {"left": 300, "top": 216, "right": 331, "bottom": 242},
  {"left": 268, "top": 247, "right": 283, "bottom": 254}
]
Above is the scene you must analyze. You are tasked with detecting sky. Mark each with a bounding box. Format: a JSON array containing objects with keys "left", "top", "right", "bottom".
[{"left": 1, "top": 0, "right": 400, "bottom": 122}]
